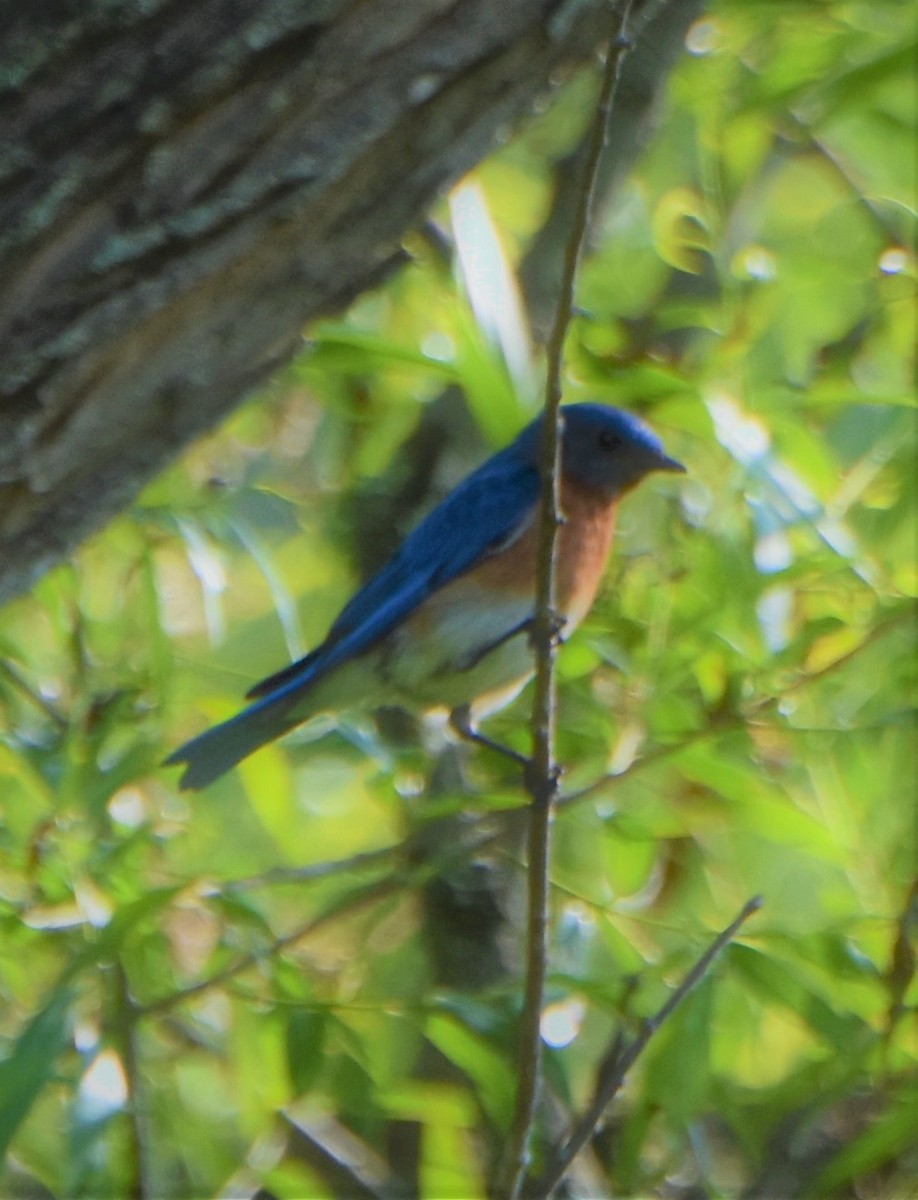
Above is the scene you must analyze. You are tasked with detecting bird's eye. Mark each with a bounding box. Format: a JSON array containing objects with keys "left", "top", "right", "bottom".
[{"left": 599, "top": 430, "right": 622, "bottom": 451}]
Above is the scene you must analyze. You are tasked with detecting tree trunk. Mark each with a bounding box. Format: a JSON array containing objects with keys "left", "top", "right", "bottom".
[{"left": 0, "top": 0, "right": 632, "bottom": 606}]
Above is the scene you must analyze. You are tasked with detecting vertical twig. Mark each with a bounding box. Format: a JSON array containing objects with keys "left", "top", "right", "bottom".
[
  {"left": 113, "top": 961, "right": 150, "bottom": 1200},
  {"left": 497, "top": 8, "right": 637, "bottom": 1199}
]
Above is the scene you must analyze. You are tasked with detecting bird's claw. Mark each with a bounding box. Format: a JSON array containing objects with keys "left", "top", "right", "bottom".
[{"left": 523, "top": 758, "right": 564, "bottom": 797}]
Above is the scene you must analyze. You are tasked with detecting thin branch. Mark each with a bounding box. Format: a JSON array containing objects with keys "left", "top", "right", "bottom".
[
  {"left": 498, "top": 10, "right": 637, "bottom": 1199},
  {"left": 138, "top": 876, "right": 400, "bottom": 1017},
  {"left": 783, "top": 112, "right": 905, "bottom": 243},
  {"left": 558, "top": 603, "right": 915, "bottom": 811},
  {"left": 558, "top": 715, "right": 740, "bottom": 809},
  {"left": 216, "top": 844, "right": 401, "bottom": 892},
  {"left": 0, "top": 658, "right": 68, "bottom": 728},
  {"left": 774, "top": 604, "right": 915, "bottom": 694},
  {"left": 138, "top": 830, "right": 495, "bottom": 1017},
  {"left": 529, "top": 895, "right": 763, "bottom": 1199},
  {"left": 112, "top": 960, "right": 150, "bottom": 1200}
]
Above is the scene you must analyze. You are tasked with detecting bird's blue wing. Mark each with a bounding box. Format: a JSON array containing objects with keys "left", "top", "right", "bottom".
[{"left": 245, "top": 444, "right": 540, "bottom": 703}]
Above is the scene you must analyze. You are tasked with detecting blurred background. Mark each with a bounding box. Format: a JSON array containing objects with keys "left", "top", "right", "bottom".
[{"left": 1, "top": 2, "right": 915, "bottom": 1196}]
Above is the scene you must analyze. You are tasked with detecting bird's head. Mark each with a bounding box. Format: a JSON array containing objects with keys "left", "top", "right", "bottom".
[{"left": 517, "top": 403, "right": 685, "bottom": 498}]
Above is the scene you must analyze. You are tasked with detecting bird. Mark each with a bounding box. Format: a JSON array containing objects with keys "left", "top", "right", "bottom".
[{"left": 166, "top": 403, "right": 684, "bottom": 789}]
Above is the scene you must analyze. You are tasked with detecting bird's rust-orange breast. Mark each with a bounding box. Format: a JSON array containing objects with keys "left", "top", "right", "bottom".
[
  {"left": 469, "top": 475, "right": 617, "bottom": 629},
  {"left": 555, "top": 477, "right": 618, "bottom": 627}
]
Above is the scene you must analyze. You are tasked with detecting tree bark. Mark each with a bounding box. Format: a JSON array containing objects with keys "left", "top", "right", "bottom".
[{"left": 0, "top": 0, "right": 630, "bottom": 606}]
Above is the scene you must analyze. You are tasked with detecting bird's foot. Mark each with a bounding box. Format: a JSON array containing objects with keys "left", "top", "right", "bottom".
[{"left": 523, "top": 757, "right": 564, "bottom": 799}]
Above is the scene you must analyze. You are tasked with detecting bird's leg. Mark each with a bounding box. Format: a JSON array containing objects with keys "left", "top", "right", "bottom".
[{"left": 449, "top": 705, "right": 530, "bottom": 770}]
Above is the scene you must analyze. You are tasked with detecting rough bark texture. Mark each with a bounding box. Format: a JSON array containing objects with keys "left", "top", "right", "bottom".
[{"left": 0, "top": 0, "right": 627, "bottom": 606}]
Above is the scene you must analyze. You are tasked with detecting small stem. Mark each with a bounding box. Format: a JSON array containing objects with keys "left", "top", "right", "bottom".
[
  {"left": 558, "top": 605, "right": 915, "bottom": 813},
  {"left": 138, "top": 831, "right": 493, "bottom": 1017},
  {"left": 138, "top": 877, "right": 399, "bottom": 1017},
  {"left": 0, "top": 658, "right": 68, "bottom": 727},
  {"left": 220, "top": 844, "right": 399, "bottom": 892}
]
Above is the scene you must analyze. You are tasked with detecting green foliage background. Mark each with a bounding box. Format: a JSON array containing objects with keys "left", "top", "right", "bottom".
[{"left": 1, "top": 2, "right": 915, "bottom": 1196}]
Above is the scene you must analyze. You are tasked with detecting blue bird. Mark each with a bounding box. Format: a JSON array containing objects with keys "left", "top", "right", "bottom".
[{"left": 166, "top": 404, "right": 683, "bottom": 788}]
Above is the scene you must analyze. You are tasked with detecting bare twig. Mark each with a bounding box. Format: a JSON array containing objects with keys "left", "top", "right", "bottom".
[
  {"left": 137, "top": 828, "right": 495, "bottom": 1017},
  {"left": 0, "top": 658, "right": 68, "bottom": 727},
  {"left": 137, "top": 876, "right": 400, "bottom": 1017},
  {"left": 529, "top": 895, "right": 763, "bottom": 1199},
  {"left": 498, "top": 10, "right": 638, "bottom": 1198},
  {"left": 217, "top": 844, "right": 401, "bottom": 892},
  {"left": 558, "top": 603, "right": 915, "bottom": 811},
  {"left": 784, "top": 112, "right": 905, "bottom": 243}
]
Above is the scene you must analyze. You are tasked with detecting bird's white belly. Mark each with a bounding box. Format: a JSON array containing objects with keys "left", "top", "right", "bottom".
[{"left": 382, "top": 585, "right": 535, "bottom": 711}]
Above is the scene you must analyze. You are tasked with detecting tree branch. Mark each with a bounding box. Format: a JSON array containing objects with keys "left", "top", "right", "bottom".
[{"left": 530, "top": 895, "right": 763, "bottom": 1199}]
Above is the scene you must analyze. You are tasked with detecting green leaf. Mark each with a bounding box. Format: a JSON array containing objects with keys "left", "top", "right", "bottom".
[
  {"left": 286, "top": 1008, "right": 327, "bottom": 1096},
  {"left": 0, "top": 987, "right": 73, "bottom": 1159},
  {"left": 424, "top": 1012, "right": 515, "bottom": 1131},
  {"left": 730, "top": 945, "right": 868, "bottom": 1050}
]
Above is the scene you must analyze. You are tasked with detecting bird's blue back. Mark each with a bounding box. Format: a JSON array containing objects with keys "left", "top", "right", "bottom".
[{"left": 245, "top": 439, "right": 541, "bottom": 707}]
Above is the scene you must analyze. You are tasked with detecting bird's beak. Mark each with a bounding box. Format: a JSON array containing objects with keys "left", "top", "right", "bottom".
[{"left": 655, "top": 452, "right": 686, "bottom": 474}]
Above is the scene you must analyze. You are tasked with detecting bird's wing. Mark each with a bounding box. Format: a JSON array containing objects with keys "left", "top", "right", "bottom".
[{"left": 245, "top": 446, "right": 540, "bottom": 703}]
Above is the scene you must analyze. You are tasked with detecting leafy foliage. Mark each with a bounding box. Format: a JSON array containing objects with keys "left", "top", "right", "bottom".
[{"left": 1, "top": 2, "right": 915, "bottom": 1196}]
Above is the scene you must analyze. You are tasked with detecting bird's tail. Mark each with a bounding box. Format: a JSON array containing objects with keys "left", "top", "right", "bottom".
[{"left": 164, "top": 693, "right": 300, "bottom": 790}]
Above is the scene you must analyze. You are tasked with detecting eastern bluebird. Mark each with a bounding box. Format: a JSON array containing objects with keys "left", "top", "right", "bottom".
[{"left": 166, "top": 403, "right": 684, "bottom": 789}]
